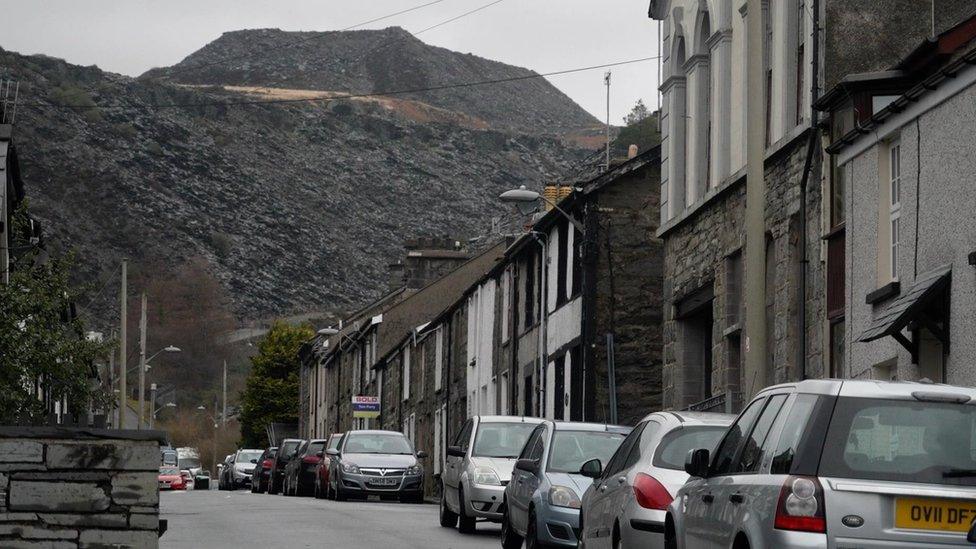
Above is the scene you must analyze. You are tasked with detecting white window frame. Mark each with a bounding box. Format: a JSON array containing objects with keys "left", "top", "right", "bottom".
[{"left": 889, "top": 140, "right": 902, "bottom": 281}]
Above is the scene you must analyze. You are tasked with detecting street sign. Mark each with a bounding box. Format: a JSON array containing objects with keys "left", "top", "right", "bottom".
[{"left": 352, "top": 396, "right": 380, "bottom": 419}]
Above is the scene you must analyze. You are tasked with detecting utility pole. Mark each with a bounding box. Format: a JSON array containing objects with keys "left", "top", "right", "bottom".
[
  {"left": 222, "top": 360, "right": 227, "bottom": 426},
  {"left": 118, "top": 259, "right": 128, "bottom": 429},
  {"left": 138, "top": 292, "right": 147, "bottom": 429},
  {"left": 212, "top": 395, "right": 219, "bottom": 478},
  {"left": 604, "top": 71, "right": 612, "bottom": 171},
  {"left": 744, "top": 0, "right": 768, "bottom": 400},
  {"left": 108, "top": 329, "right": 116, "bottom": 427}
]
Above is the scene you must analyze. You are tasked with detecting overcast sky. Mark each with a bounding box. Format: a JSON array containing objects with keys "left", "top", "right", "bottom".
[{"left": 1, "top": 0, "right": 661, "bottom": 123}]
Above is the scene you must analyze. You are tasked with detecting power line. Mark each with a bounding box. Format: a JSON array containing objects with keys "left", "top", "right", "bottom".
[
  {"left": 153, "top": 0, "right": 449, "bottom": 82},
  {"left": 23, "top": 55, "right": 661, "bottom": 112}
]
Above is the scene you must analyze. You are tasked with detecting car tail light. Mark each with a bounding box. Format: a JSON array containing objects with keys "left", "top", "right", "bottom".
[
  {"left": 774, "top": 476, "right": 826, "bottom": 533},
  {"left": 302, "top": 456, "right": 320, "bottom": 465},
  {"left": 633, "top": 473, "right": 673, "bottom": 510},
  {"left": 262, "top": 459, "right": 273, "bottom": 468}
]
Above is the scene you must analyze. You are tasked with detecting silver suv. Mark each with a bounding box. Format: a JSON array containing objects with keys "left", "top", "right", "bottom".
[
  {"left": 439, "top": 415, "right": 544, "bottom": 533},
  {"left": 667, "top": 379, "right": 976, "bottom": 548}
]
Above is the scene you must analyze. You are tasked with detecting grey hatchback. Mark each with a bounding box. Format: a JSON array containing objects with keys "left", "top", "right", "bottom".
[{"left": 667, "top": 379, "right": 976, "bottom": 548}]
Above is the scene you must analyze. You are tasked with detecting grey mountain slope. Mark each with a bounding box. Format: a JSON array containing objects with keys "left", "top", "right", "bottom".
[
  {"left": 141, "top": 27, "right": 601, "bottom": 135},
  {"left": 1, "top": 40, "right": 590, "bottom": 326}
]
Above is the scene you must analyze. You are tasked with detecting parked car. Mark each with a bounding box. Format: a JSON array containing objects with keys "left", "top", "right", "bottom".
[
  {"left": 666, "top": 379, "right": 976, "bottom": 548},
  {"left": 500, "top": 421, "right": 630, "bottom": 549},
  {"left": 440, "top": 415, "right": 545, "bottom": 533},
  {"left": 176, "top": 447, "right": 202, "bottom": 477},
  {"left": 159, "top": 466, "right": 185, "bottom": 490},
  {"left": 180, "top": 469, "right": 194, "bottom": 490},
  {"left": 220, "top": 448, "right": 263, "bottom": 490},
  {"left": 250, "top": 447, "right": 277, "bottom": 494},
  {"left": 161, "top": 447, "right": 178, "bottom": 466},
  {"left": 314, "top": 433, "right": 343, "bottom": 499},
  {"left": 284, "top": 438, "right": 328, "bottom": 497},
  {"left": 577, "top": 411, "right": 734, "bottom": 549},
  {"left": 326, "top": 430, "right": 426, "bottom": 503},
  {"left": 268, "top": 439, "right": 304, "bottom": 494}
]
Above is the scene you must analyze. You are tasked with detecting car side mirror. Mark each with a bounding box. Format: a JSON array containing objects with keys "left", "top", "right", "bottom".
[
  {"left": 515, "top": 458, "right": 538, "bottom": 473},
  {"left": 326, "top": 448, "right": 339, "bottom": 457},
  {"left": 579, "top": 458, "right": 603, "bottom": 479},
  {"left": 416, "top": 450, "right": 428, "bottom": 459},
  {"left": 446, "top": 446, "right": 465, "bottom": 458},
  {"left": 250, "top": 459, "right": 258, "bottom": 464},
  {"left": 684, "top": 448, "right": 710, "bottom": 478},
  {"left": 315, "top": 452, "right": 324, "bottom": 458}
]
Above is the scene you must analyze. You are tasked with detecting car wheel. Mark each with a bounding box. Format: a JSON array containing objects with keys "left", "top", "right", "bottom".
[
  {"left": 612, "top": 522, "right": 624, "bottom": 549},
  {"left": 314, "top": 479, "right": 322, "bottom": 499},
  {"left": 664, "top": 517, "right": 677, "bottom": 549},
  {"left": 439, "top": 486, "right": 458, "bottom": 528},
  {"left": 268, "top": 476, "right": 279, "bottom": 495},
  {"left": 500, "top": 503, "right": 523, "bottom": 549},
  {"left": 334, "top": 481, "right": 347, "bottom": 502},
  {"left": 456, "top": 486, "right": 476, "bottom": 534}
]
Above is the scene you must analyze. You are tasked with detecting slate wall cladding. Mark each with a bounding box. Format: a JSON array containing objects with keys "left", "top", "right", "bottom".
[
  {"left": 0, "top": 427, "right": 164, "bottom": 549},
  {"left": 661, "top": 135, "right": 824, "bottom": 411}
]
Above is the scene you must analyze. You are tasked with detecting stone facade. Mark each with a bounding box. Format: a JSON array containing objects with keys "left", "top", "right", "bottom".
[{"left": 0, "top": 427, "right": 164, "bottom": 549}]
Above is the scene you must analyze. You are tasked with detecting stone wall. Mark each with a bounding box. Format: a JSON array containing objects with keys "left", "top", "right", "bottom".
[
  {"left": 589, "top": 159, "right": 665, "bottom": 426},
  {"left": 661, "top": 133, "right": 824, "bottom": 411},
  {"left": 0, "top": 427, "right": 164, "bottom": 549}
]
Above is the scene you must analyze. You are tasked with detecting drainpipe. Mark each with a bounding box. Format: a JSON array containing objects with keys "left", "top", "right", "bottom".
[
  {"left": 744, "top": 0, "right": 768, "bottom": 398},
  {"left": 796, "top": 0, "right": 822, "bottom": 381}
]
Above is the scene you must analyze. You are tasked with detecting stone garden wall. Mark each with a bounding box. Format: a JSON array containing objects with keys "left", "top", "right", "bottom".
[{"left": 0, "top": 426, "right": 165, "bottom": 549}]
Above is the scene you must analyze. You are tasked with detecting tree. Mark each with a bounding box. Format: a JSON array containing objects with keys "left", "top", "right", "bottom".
[
  {"left": 237, "top": 322, "right": 314, "bottom": 447},
  {"left": 623, "top": 99, "right": 651, "bottom": 126},
  {"left": 0, "top": 206, "right": 114, "bottom": 422}
]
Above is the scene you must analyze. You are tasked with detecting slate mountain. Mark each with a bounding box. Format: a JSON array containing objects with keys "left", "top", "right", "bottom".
[{"left": 0, "top": 27, "right": 604, "bottom": 327}]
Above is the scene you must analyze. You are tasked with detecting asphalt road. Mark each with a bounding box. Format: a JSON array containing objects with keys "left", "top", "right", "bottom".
[{"left": 160, "top": 488, "right": 502, "bottom": 548}]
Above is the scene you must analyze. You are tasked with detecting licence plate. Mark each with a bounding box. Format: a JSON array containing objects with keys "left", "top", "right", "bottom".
[
  {"left": 895, "top": 497, "right": 976, "bottom": 532},
  {"left": 369, "top": 477, "right": 398, "bottom": 486}
]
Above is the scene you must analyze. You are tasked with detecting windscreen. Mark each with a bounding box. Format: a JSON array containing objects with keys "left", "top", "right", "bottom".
[
  {"left": 307, "top": 442, "right": 326, "bottom": 455},
  {"left": 160, "top": 467, "right": 179, "bottom": 476},
  {"left": 343, "top": 433, "right": 413, "bottom": 455},
  {"left": 820, "top": 397, "right": 976, "bottom": 486},
  {"left": 652, "top": 426, "right": 729, "bottom": 470},
  {"left": 178, "top": 457, "right": 201, "bottom": 469},
  {"left": 237, "top": 450, "right": 262, "bottom": 463},
  {"left": 327, "top": 436, "right": 342, "bottom": 451},
  {"left": 547, "top": 431, "right": 626, "bottom": 473},
  {"left": 473, "top": 422, "right": 538, "bottom": 459}
]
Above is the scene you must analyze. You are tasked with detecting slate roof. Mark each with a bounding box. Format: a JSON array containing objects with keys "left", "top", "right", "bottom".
[{"left": 859, "top": 264, "right": 952, "bottom": 342}]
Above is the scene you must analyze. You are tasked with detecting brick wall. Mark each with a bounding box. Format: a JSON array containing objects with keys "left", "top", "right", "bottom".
[{"left": 0, "top": 427, "right": 164, "bottom": 549}]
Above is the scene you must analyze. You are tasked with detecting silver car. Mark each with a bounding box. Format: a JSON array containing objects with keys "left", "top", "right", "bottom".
[
  {"left": 440, "top": 415, "right": 544, "bottom": 533},
  {"left": 578, "top": 411, "right": 734, "bottom": 549},
  {"left": 667, "top": 379, "right": 976, "bottom": 548},
  {"left": 500, "top": 421, "right": 630, "bottom": 549},
  {"left": 326, "top": 430, "right": 426, "bottom": 503}
]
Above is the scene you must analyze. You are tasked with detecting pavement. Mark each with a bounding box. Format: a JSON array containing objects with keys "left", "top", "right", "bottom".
[{"left": 160, "top": 488, "right": 502, "bottom": 548}]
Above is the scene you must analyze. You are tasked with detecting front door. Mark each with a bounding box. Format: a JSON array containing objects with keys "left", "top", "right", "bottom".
[
  {"left": 444, "top": 419, "right": 473, "bottom": 512},
  {"left": 510, "top": 425, "right": 546, "bottom": 534},
  {"left": 585, "top": 422, "right": 646, "bottom": 549}
]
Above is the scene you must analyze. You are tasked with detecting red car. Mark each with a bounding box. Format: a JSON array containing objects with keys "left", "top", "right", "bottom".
[
  {"left": 159, "top": 466, "right": 185, "bottom": 490},
  {"left": 314, "top": 433, "right": 343, "bottom": 499}
]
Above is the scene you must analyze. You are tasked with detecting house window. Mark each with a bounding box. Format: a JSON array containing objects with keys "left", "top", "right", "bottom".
[
  {"left": 829, "top": 320, "right": 845, "bottom": 378},
  {"left": 571, "top": 228, "right": 582, "bottom": 296},
  {"left": 524, "top": 253, "right": 536, "bottom": 328},
  {"left": 795, "top": 0, "right": 806, "bottom": 126},
  {"left": 500, "top": 371, "right": 509, "bottom": 415},
  {"left": 501, "top": 270, "right": 510, "bottom": 343},
  {"left": 888, "top": 140, "right": 902, "bottom": 280},
  {"left": 402, "top": 347, "right": 410, "bottom": 402},
  {"left": 764, "top": 2, "right": 773, "bottom": 146},
  {"left": 830, "top": 159, "right": 846, "bottom": 228},
  {"left": 434, "top": 328, "right": 443, "bottom": 392},
  {"left": 556, "top": 220, "right": 569, "bottom": 306},
  {"left": 419, "top": 343, "right": 426, "bottom": 401}
]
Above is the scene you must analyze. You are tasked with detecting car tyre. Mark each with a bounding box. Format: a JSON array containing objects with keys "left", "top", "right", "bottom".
[
  {"left": 457, "top": 486, "right": 476, "bottom": 534},
  {"left": 664, "top": 518, "right": 677, "bottom": 549},
  {"left": 500, "top": 503, "right": 523, "bottom": 549},
  {"left": 612, "top": 522, "right": 624, "bottom": 549},
  {"left": 314, "top": 479, "right": 323, "bottom": 499},
  {"left": 268, "top": 476, "right": 279, "bottom": 495},
  {"left": 334, "top": 481, "right": 347, "bottom": 502},
  {"left": 439, "top": 487, "right": 458, "bottom": 528}
]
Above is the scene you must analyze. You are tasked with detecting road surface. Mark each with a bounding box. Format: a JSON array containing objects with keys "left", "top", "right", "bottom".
[{"left": 160, "top": 488, "right": 501, "bottom": 548}]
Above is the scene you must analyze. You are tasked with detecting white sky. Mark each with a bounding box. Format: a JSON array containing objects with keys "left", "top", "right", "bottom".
[{"left": 0, "top": 0, "right": 661, "bottom": 123}]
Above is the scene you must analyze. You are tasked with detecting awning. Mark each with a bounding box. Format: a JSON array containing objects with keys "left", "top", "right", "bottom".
[{"left": 859, "top": 265, "right": 951, "bottom": 357}]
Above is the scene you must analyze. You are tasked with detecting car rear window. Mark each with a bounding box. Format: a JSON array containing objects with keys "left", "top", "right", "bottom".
[
  {"left": 820, "top": 397, "right": 976, "bottom": 486},
  {"left": 307, "top": 442, "right": 325, "bottom": 455},
  {"left": 652, "top": 426, "right": 728, "bottom": 470}
]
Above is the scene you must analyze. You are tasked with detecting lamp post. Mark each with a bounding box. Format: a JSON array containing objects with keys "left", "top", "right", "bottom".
[
  {"left": 499, "top": 185, "right": 589, "bottom": 421},
  {"left": 139, "top": 345, "right": 179, "bottom": 429},
  {"left": 197, "top": 404, "right": 219, "bottom": 486},
  {"left": 149, "top": 388, "right": 175, "bottom": 429}
]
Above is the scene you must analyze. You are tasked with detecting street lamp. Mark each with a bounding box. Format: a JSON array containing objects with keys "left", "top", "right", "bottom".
[
  {"left": 137, "top": 345, "right": 180, "bottom": 429},
  {"left": 499, "top": 185, "right": 584, "bottom": 231},
  {"left": 498, "top": 185, "right": 585, "bottom": 420}
]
